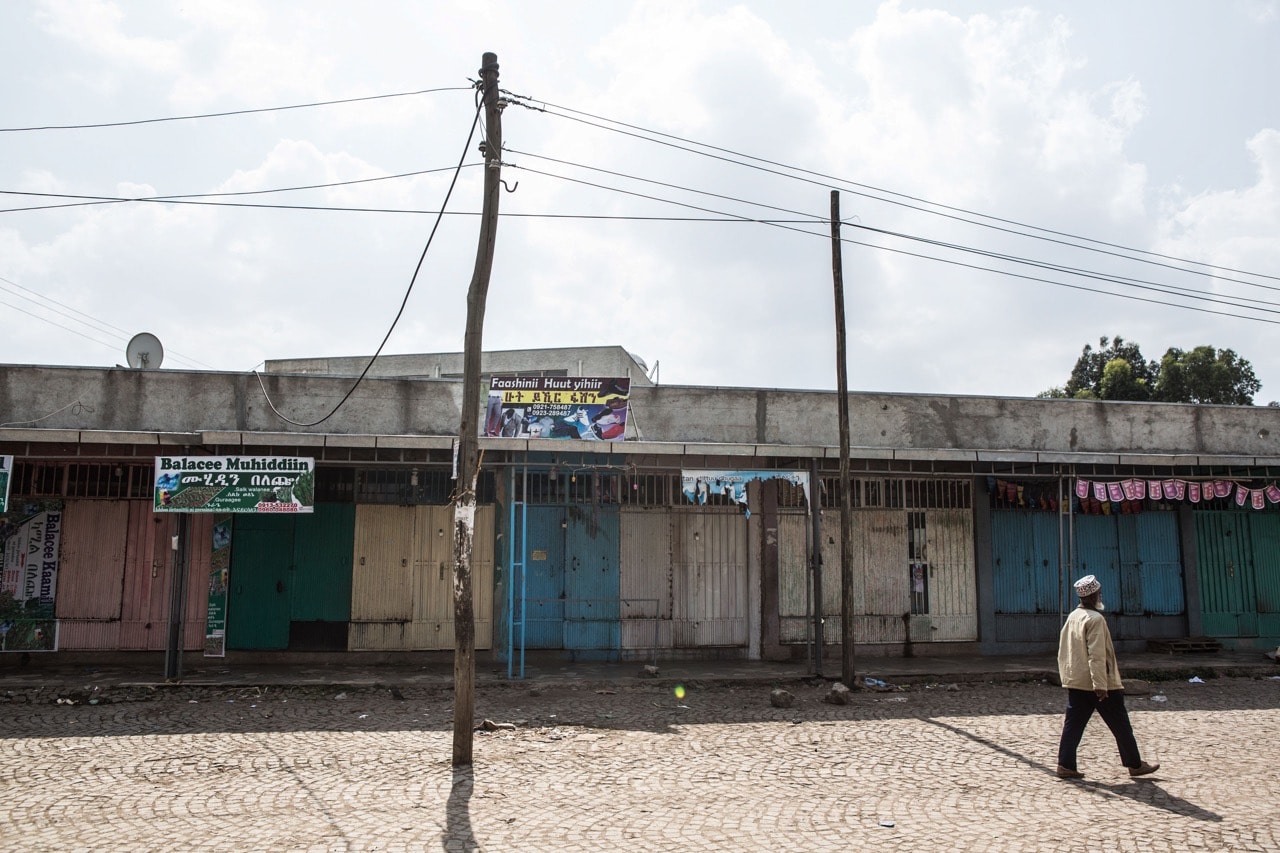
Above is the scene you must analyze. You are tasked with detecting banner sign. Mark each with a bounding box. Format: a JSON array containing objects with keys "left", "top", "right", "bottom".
[
  {"left": 154, "top": 456, "right": 315, "bottom": 513},
  {"left": 681, "top": 470, "right": 811, "bottom": 519},
  {"left": 484, "top": 376, "right": 631, "bottom": 441},
  {"left": 0, "top": 507, "right": 61, "bottom": 652},
  {"left": 204, "top": 514, "right": 232, "bottom": 657},
  {"left": 0, "top": 456, "right": 11, "bottom": 514},
  {"left": 1077, "top": 477, "right": 1280, "bottom": 511}
]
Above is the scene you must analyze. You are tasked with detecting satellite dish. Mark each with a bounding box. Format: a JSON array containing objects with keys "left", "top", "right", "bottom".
[{"left": 125, "top": 332, "right": 164, "bottom": 369}]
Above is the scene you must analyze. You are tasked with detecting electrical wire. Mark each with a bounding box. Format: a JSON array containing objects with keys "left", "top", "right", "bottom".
[
  {"left": 0, "top": 163, "right": 481, "bottom": 211},
  {"left": 8, "top": 80, "right": 1273, "bottom": 287},
  {"left": 0, "top": 399, "right": 92, "bottom": 428},
  {"left": 849, "top": 223, "right": 1280, "bottom": 313},
  {"left": 507, "top": 158, "right": 1280, "bottom": 326},
  {"left": 6, "top": 81, "right": 1278, "bottom": 341},
  {"left": 0, "top": 87, "right": 472, "bottom": 133},
  {"left": 0, "top": 274, "right": 214, "bottom": 368},
  {"left": 503, "top": 152, "right": 1280, "bottom": 316},
  {"left": 12, "top": 146, "right": 1269, "bottom": 328},
  {"left": 505, "top": 145, "right": 1280, "bottom": 304},
  {"left": 251, "top": 88, "right": 486, "bottom": 427},
  {"left": 2, "top": 189, "right": 819, "bottom": 220},
  {"left": 508, "top": 93, "right": 1280, "bottom": 285},
  {"left": 0, "top": 295, "right": 127, "bottom": 355}
]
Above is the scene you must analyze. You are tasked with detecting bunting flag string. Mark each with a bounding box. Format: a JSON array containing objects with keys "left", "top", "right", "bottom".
[{"left": 1075, "top": 478, "right": 1280, "bottom": 510}]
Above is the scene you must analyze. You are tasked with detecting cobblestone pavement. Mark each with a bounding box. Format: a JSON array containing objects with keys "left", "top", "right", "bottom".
[{"left": 0, "top": 675, "right": 1277, "bottom": 852}]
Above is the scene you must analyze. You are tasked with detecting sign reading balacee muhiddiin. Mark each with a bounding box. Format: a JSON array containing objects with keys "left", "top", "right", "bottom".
[{"left": 154, "top": 456, "right": 315, "bottom": 513}]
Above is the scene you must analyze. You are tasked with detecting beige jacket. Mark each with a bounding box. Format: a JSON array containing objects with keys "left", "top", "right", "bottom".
[{"left": 1057, "top": 606, "right": 1123, "bottom": 692}]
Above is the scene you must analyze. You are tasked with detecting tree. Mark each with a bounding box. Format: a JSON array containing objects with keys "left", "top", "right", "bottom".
[
  {"left": 1041, "top": 336, "right": 1156, "bottom": 401},
  {"left": 1100, "top": 357, "right": 1148, "bottom": 401},
  {"left": 1041, "top": 336, "right": 1262, "bottom": 405},
  {"left": 1153, "top": 346, "right": 1260, "bottom": 405}
]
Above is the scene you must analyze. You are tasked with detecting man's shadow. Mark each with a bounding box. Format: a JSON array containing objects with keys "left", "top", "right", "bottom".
[
  {"left": 444, "top": 767, "right": 478, "bottom": 851},
  {"left": 923, "top": 719, "right": 1221, "bottom": 822},
  {"left": 1074, "top": 777, "right": 1221, "bottom": 822}
]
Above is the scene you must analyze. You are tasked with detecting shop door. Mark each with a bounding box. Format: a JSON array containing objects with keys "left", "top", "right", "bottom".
[
  {"left": 412, "top": 504, "right": 495, "bottom": 651},
  {"left": 1076, "top": 515, "right": 1123, "bottom": 608},
  {"left": 920, "top": 508, "right": 977, "bottom": 641},
  {"left": 620, "top": 508, "right": 674, "bottom": 651},
  {"left": 672, "top": 511, "right": 748, "bottom": 647},
  {"left": 520, "top": 506, "right": 566, "bottom": 648},
  {"left": 228, "top": 504, "right": 354, "bottom": 650},
  {"left": 1252, "top": 513, "right": 1280, "bottom": 638},
  {"left": 1127, "top": 512, "right": 1185, "bottom": 615},
  {"left": 288, "top": 504, "right": 354, "bottom": 650},
  {"left": 227, "top": 514, "right": 293, "bottom": 650},
  {"left": 991, "top": 511, "right": 1062, "bottom": 615},
  {"left": 55, "top": 500, "right": 130, "bottom": 649},
  {"left": 563, "top": 506, "right": 620, "bottom": 656},
  {"left": 120, "top": 507, "right": 212, "bottom": 651},
  {"left": 1195, "top": 512, "right": 1259, "bottom": 637}
]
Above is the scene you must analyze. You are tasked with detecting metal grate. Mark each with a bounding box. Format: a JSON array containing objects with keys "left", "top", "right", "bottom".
[
  {"left": 777, "top": 479, "right": 809, "bottom": 508},
  {"left": 517, "top": 471, "right": 627, "bottom": 505},
  {"left": 618, "top": 472, "right": 678, "bottom": 507},
  {"left": 354, "top": 468, "right": 493, "bottom": 505},
  {"left": 11, "top": 461, "right": 152, "bottom": 499},
  {"left": 12, "top": 462, "right": 63, "bottom": 497},
  {"left": 908, "top": 511, "right": 930, "bottom": 615},
  {"left": 820, "top": 476, "right": 972, "bottom": 510}
]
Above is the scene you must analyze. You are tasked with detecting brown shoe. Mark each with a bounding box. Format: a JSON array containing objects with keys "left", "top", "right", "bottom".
[
  {"left": 1128, "top": 762, "right": 1160, "bottom": 777},
  {"left": 1055, "top": 766, "right": 1084, "bottom": 779}
]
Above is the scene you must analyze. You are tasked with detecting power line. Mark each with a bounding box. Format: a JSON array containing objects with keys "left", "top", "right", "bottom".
[
  {"left": 0, "top": 163, "right": 480, "bottom": 210},
  {"left": 16, "top": 142, "right": 1257, "bottom": 326},
  {"left": 252, "top": 89, "right": 486, "bottom": 427},
  {"left": 7, "top": 80, "right": 1274, "bottom": 289},
  {"left": 0, "top": 274, "right": 214, "bottom": 368},
  {"left": 0, "top": 87, "right": 472, "bottom": 133},
  {"left": 2, "top": 187, "right": 819, "bottom": 222},
  {"left": 504, "top": 150, "right": 1280, "bottom": 314},
  {"left": 507, "top": 156, "right": 1280, "bottom": 327},
  {"left": 509, "top": 93, "right": 1280, "bottom": 286},
  {"left": 0, "top": 295, "right": 130, "bottom": 356},
  {"left": 7, "top": 111, "right": 1277, "bottom": 332},
  {"left": 849, "top": 223, "right": 1280, "bottom": 312}
]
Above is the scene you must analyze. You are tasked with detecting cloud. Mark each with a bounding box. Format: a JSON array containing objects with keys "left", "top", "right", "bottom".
[
  {"left": 36, "top": 0, "right": 182, "bottom": 73},
  {"left": 1158, "top": 128, "right": 1280, "bottom": 280},
  {"left": 5, "top": 1, "right": 1278, "bottom": 403}
]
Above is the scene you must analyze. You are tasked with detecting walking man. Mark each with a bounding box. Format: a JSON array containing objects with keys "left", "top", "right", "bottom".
[{"left": 1055, "top": 574, "right": 1160, "bottom": 779}]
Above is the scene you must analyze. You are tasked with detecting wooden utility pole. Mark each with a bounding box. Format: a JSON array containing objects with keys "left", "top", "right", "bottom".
[
  {"left": 830, "top": 190, "right": 856, "bottom": 686},
  {"left": 453, "top": 51, "right": 503, "bottom": 766}
]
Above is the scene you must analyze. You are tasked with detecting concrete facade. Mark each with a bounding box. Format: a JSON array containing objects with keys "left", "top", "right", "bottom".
[
  {"left": 4, "top": 363, "right": 1280, "bottom": 464},
  {"left": 264, "top": 345, "right": 655, "bottom": 385}
]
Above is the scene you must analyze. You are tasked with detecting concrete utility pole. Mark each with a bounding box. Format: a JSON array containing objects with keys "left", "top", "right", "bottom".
[
  {"left": 453, "top": 52, "right": 504, "bottom": 766},
  {"left": 830, "top": 190, "right": 856, "bottom": 687}
]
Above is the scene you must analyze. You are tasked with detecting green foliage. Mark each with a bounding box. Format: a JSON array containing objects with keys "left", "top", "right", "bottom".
[
  {"left": 1099, "top": 357, "right": 1149, "bottom": 401},
  {"left": 1044, "top": 335, "right": 1262, "bottom": 405},
  {"left": 1062, "top": 336, "right": 1157, "bottom": 400},
  {"left": 1152, "top": 346, "right": 1260, "bottom": 405}
]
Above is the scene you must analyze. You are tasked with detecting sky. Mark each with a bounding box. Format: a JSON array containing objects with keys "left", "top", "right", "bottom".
[{"left": 2, "top": 0, "right": 1279, "bottom": 402}]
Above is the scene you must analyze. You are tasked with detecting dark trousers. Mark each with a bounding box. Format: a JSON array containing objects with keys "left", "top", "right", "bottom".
[{"left": 1056, "top": 689, "right": 1142, "bottom": 770}]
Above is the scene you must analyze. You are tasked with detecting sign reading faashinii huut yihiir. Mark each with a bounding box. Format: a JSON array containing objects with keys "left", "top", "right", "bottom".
[{"left": 153, "top": 456, "right": 315, "bottom": 513}]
